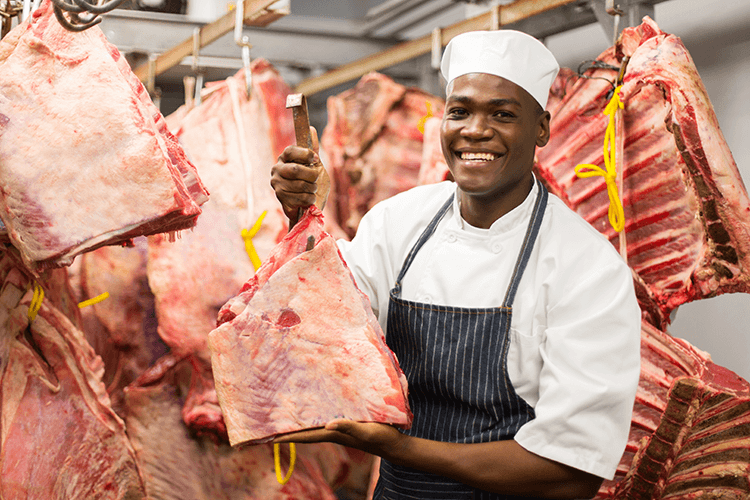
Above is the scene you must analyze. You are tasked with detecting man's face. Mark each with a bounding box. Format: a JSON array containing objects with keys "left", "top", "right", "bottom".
[{"left": 440, "top": 73, "right": 550, "bottom": 202}]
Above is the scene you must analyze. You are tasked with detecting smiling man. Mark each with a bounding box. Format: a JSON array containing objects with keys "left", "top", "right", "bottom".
[{"left": 270, "top": 30, "right": 641, "bottom": 500}]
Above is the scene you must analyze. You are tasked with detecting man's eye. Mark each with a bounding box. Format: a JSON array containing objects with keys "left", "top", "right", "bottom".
[{"left": 448, "top": 108, "right": 467, "bottom": 117}]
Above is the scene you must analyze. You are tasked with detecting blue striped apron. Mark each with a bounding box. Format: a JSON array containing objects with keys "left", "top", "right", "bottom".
[{"left": 374, "top": 180, "right": 548, "bottom": 500}]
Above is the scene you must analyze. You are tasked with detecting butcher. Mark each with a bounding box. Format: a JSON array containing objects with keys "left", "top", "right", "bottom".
[{"left": 270, "top": 30, "right": 641, "bottom": 499}]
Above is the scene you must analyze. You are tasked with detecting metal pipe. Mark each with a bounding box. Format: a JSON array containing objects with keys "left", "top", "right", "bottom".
[
  {"left": 360, "top": 0, "right": 433, "bottom": 35},
  {"left": 72, "top": 0, "right": 128, "bottom": 15},
  {"left": 377, "top": 0, "right": 458, "bottom": 38}
]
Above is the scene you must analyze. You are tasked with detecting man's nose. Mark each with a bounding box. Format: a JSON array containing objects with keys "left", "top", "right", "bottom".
[{"left": 460, "top": 115, "right": 493, "bottom": 139}]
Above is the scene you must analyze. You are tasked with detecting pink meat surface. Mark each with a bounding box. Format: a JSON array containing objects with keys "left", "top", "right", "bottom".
[
  {"left": 535, "top": 17, "right": 750, "bottom": 319},
  {"left": 69, "top": 240, "right": 165, "bottom": 415},
  {"left": 147, "top": 63, "right": 295, "bottom": 440},
  {"left": 209, "top": 207, "right": 411, "bottom": 446},
  {"left": 123, "top": 358, "right": 337, "bottom": 500},
  {"left": 0, "top": 0, "right": 208, "bottom": 272},
  {"left": 321, "top": 72, "right": 444, "bottom": 237},
  {"left": 0, "top": 254, "right": 146, "bottom": 499}
]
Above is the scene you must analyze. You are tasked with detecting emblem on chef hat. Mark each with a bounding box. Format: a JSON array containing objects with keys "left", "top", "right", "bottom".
[{"left": 440, "top": 30, "right": 560, "bottom": 110}]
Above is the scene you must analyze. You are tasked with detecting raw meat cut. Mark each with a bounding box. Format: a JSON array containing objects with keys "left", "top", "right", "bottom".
[
  {"left": 69, "top": 239, "right": 166, "bottom": 415},
  {"left": 296, "top": 443, "right": 376, "bottom": 500},
  {"left": 167, "top": 61, "right": 292, "bottom": 243},
  {"left": 593, "top": 282, "right": 750, "bottom": 499},
  {"left": 0, "top": 0, "right": 208, "bottom": 272},
  {"left": 417, "top": 116, "right": 451, "bottom": 186},
  {"left": 148, "top": 63, "right": 295, "bottom": 440},
  {"left": 321, "top": 72, "right": 444, "bottom": 237},
  {"left": 0, "top": 248, "right": 146, "bottom": 499},
  {"left": 123, "top": 357, "right": 338, "bottom": 500},
  {"left": 535, "top": 17, "right": 750, "bottom": 319},
  {"left": 605, "top": 339, "right": 750, "bottom": 499},
  {"left": 208, "top": 206, "right": 412, "bottom": 446},
  {"left": 616, "top": 374, "right": 750, "bottom": 500},
  {"left": 596, "top": 317, "right": 708, "bottom": 497}
]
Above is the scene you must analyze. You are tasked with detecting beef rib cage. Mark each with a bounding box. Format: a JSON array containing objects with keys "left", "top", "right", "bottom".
[{"left": 535, "top": 17, "right": 750, "bottom": 319}]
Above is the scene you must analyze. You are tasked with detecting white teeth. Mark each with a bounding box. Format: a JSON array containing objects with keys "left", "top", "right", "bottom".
[{"left": 460, "top": 152, "right": 497, "bottom": 161}]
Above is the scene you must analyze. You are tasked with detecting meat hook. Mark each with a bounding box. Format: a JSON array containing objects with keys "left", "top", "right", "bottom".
[
  {"left": 53, "top": 4, "right": 100, "bottom": 31},
  {"left": 52, "top": 0, "right": 127, "bottom": 31},
  {"left": 234, "top": 0, "right": 253, "bottom": 97},
  {"left": 50, "top": 0, "right": 85, "bottom": 13},
  {"left": 72, "top": 0, "right": 127, "bottom": 15},
  {"left": 576, "top": 59, "right": 620, "bottom": 96}
]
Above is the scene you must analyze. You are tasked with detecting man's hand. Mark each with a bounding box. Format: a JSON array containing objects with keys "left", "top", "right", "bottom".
[
  {"left": 273, "top": 419, "right": 407, "bottom": 461},
  {"left": 274, "top": 420, "right": 603, "bottom": 499},
  {"left": 270, "top": 126, "right": 330, "bottom": 222}
]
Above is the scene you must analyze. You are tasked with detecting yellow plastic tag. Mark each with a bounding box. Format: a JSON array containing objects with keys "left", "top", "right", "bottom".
[
  {"left": 241, "top": 210, "right": 268, "bottom": 271},
  {"left": 274, "top": 442, "right": 296, "bottom": 485},
  {"left": 27, "top": 283, "right": 44, "bottom": 323},
  {"left": 78, "top": 291, "right": 110, "bottom": 308}
]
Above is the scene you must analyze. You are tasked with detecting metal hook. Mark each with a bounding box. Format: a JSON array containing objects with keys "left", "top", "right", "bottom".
[
  {"left": 430, "top": 27, "right": 441, "bottom": 70},
  {"left": 72, "top": 0, "right": 125, "bottom": 15},
  {"left": 606, "top": 0, "right": 624, "bottom": 46},
  {"left": 234, "top": 0, "right": 253, "bottom": 97},
  {"left": 147, "top": 52, "right": 157, "bottom": 96},
  {"left": 52, "top": 4, "right": 100, "bottom": 31},
  {"left": 191, "top": 27, "right": 205, "bottom": 106},
  {"left": 50, "top": 0, "right": 126, "bottom": 31},
  {"left": 191, "top": 26, "right": 200, "bottom": 71}
]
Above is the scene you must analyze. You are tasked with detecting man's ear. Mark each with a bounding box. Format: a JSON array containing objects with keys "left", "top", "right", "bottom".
[{"left": 536, "top": 111, "right": 551, "bottom": 148}]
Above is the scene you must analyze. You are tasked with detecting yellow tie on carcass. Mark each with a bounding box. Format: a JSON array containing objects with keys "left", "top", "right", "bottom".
[
  {"left": 78, "top": 292, "right": 110, "bottom": 308},
  {"left": 27, "top": 282, "right": 44, "bottom": 323},
  {"left": 241, "top": 210, "right": 268, "bottom": 271},
  {"left": 274, "top": 442, "right": 297, "bottom": 485},
  {"left": 417, "top": 100, "right": 434, "bottom": 135},
  {"left": 574, "top": 85, "right": 625, "bottom": 232},
  {"left": 244, "top": 209, "right": 297, "bottom": 484}
]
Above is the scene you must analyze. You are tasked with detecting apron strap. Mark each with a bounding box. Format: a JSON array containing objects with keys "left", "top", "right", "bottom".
[
  {"left": 393, "top": 179, "right": 548, "bottom": 307},
  {"left": 501, "top": 179, "right": 548, "bottom": 308},
  {"left": 393, "top": 193, "right": 454, "bottom": 292}
]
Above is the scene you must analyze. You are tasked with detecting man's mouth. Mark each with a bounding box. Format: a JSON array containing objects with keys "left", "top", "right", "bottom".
[{"left": 458, "top": 151, "right": 499, "bottom": 162}]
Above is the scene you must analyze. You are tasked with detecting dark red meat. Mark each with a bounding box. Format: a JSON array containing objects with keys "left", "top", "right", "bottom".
[
  {"left": 535, "top": 17, "right": 750, "bottom": 319},
  {"left": 321, "top": 72, "right": 445, "bottom": 237}
]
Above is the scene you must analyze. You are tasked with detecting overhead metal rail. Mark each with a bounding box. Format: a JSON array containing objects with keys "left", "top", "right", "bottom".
[
  {"left": 132, "top": 0, "right": 287, "bottom": 83},
  {"left": 294, "top": 0, "right": 582, "bottom": 95},
  {"left": 293, "top": 0, "right": 667, "bottom": 96}
]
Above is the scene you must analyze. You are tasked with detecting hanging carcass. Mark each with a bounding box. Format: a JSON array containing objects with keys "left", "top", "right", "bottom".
[
  {"left": 321, "top": 72, "right": 445, "bottom": 237},
  {"left": 0, "top": 0, "right": 209, "bottom": 273}
]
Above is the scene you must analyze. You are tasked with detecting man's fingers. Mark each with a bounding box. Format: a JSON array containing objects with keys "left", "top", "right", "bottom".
[
  {"left": 273, "top": 427, "right": 341, "bottom": 444},
  {"left": 279, "top": 144, "right": 318, "bottom": 165}
]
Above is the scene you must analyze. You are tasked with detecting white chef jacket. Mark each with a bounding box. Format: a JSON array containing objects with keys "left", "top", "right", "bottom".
[{"left": 337, "top": 179, "right": 641, "bottom": 480}]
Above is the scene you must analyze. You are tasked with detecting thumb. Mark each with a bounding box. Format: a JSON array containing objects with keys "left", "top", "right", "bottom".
[{"left": 325, "top": 419, "right": 352, "bottom": 433}]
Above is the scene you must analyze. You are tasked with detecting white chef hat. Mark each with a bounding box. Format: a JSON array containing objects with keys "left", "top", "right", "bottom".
[{"left": 440, "top": 30, "right": 560, "bottom": 109}]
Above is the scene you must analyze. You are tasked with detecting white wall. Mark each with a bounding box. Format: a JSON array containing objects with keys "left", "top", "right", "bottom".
[{"left": 545, "top": 0, "right": 750, "bottom": 380}]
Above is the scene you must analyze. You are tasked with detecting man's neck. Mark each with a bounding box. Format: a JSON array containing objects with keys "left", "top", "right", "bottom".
[{"left": 457, "top": 177, "right": 534, "bottom": 229}]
